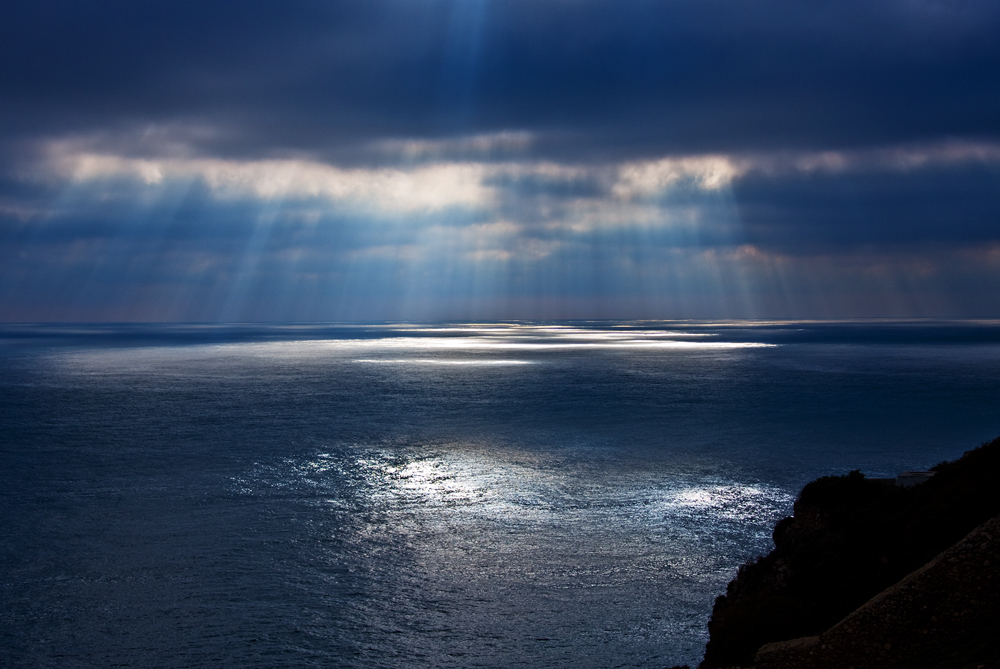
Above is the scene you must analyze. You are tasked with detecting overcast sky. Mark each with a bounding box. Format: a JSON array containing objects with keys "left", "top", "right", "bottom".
[{"left": 2, "top": 0, "right": 999, "bottom": 321}]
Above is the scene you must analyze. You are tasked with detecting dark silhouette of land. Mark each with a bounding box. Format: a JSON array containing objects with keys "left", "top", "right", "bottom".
[{"left": 675, "top": 434, "right": 1000, "bottom": 669}]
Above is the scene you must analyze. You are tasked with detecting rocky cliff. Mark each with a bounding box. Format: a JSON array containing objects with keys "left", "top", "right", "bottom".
[{"left": 696, "top": 435, "right": 1000, "bottom": 669}]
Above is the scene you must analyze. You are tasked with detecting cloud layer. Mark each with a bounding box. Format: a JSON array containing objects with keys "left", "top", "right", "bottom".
[{"left": 1, "top": 0, "right": 999, "bottom": 320}]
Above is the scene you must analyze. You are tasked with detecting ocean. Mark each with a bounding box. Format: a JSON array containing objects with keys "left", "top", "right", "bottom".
[{"left": 2, "top": 321, "right": 999, "bottom": 668}]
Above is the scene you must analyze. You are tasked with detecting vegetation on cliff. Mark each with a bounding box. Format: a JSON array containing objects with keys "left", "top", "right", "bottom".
[{"left": 699, "top": 435, "right": 1000, "bottom": 668}]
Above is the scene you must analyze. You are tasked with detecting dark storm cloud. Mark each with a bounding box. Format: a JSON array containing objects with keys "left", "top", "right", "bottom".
[
  {"left": 2, "top": 0, "right": 999, "bottom": 160},
  {"left": 735, "top": 162, "right": 1000, "bottom": 253}
]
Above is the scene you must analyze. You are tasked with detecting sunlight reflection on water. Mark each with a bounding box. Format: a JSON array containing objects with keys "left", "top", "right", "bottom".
[
  {"left": 353, "top": 358, "right": 535, "bottom": 365},
  {"left": 232, "top": 441, "right": 793, "bottom": 666},
  {"left": 47, "top": 324, "right": 775, "bottom": 374}
]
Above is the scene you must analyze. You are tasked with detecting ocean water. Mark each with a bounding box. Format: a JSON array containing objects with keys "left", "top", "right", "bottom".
[{"left": 2, "top": 321, "right": 1000, "bottom": 668}]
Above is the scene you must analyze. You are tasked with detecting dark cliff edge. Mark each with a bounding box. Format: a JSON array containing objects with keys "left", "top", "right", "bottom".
[{"left": 690, "top": 435, "right": 1000, "bottom": 669}]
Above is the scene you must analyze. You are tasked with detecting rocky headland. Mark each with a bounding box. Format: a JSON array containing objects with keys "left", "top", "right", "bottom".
[{"left": 678, "top": 435, "right": 1000, "bottom": 669}]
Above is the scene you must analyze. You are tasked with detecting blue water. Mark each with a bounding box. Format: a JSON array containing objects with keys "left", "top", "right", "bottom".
[{"left": 2, "top": 321, "right": 1000, "bottom": 668}]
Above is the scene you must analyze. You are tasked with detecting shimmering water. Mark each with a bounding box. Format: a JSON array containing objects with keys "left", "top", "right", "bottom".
[{"left": 2, "top": 321, "right": 1000, "bottom": 668}]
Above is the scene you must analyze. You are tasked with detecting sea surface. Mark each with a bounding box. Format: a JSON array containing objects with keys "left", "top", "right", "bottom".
[{"left": 2, "top": 321, "right": 1000, "bottom": 668}]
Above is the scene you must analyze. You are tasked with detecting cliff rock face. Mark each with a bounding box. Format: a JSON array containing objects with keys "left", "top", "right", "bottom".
[
  {"left": 753, "top": 513, "right": 1000, "bottom": 669},
  {"left": 699, "top": 436, "right": 1000, "bottom": 669}
]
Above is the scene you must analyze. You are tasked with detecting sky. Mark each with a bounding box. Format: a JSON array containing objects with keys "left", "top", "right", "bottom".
[{"left": 1, "top": 0, "right": 999, "bottom": 322}]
